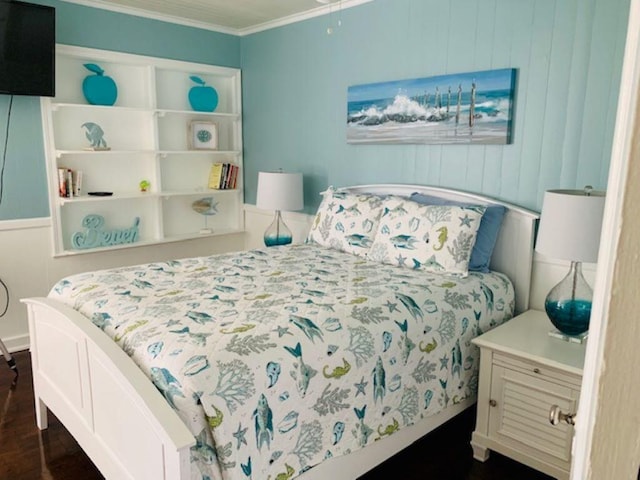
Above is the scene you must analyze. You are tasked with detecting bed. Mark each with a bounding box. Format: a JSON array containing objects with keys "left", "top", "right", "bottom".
[{"left": 22, "top": 184, "right": 538, "bottom": 480}]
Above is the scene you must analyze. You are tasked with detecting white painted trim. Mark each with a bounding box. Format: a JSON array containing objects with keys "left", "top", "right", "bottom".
[
  {"left": 55, "top": 44, "right": 241, "bottom": 74},
  {"left": 60, "top": 0, "right": 375, "bottom": 36},
  {"left": 0, "top": 217, "right": 51, "bottom": 232},
  {"left": 2, "top": 333, "right": 29, "bottom": 353},
  {"left": 570, "top": 0, "right": 640, "bottom": 478},
  {"left": 59, "top": 0, "right": 238, "bottom": 35},
  {"left": 237, "top": 0, "right": 375, "bottom": 36}
]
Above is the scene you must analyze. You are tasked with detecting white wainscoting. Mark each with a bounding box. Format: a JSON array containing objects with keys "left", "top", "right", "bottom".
[{"left": 0, "top": 218, "right": 245, "bottom": 352}]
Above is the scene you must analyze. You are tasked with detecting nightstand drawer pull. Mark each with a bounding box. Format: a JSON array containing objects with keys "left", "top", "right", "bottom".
[
  {"left": 533, "top": 367, "right": 541, "bottom": 374},
  {"left": 489, "top": 399, "right": 497, "bottom": 407},
  {"left": 549, "top": 404, "right": 576, "bottom": 426}
]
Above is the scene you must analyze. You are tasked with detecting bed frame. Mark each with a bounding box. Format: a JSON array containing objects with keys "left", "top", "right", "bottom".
[{"left": 22, "top": 185, "right": 538, "bottom": 480}]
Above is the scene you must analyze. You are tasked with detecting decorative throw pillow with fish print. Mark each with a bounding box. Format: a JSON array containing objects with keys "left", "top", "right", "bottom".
[
  {"left": 369, "top": 197, "right": 485, "bottom": 276},
  {"left": 307, "top": 187, "right": 384, "bottom": 257}
]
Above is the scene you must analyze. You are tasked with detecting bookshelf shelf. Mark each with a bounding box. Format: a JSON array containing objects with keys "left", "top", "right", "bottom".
[{"left": 42, "top": 45, "right": 244, "bottom": 256}]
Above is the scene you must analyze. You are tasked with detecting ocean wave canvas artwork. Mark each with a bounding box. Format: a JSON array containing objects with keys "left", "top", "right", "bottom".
[{"left": 347, "top": 68, "right": 516, "bottom": 145}]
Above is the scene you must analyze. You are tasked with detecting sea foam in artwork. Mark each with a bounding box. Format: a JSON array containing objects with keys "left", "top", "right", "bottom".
[{"left": 347, "top": 68, "right": 516, "bottom": 145}]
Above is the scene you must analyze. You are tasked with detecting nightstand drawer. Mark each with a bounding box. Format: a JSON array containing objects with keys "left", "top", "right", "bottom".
[
  {"left": 489, "top": 365, "right": 577, "bottom": 465},
  {"left": 493, "top": 352, "right": 581, "bottom": 388}
]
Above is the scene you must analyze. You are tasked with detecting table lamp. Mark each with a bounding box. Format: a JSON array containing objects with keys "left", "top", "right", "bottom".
[
  {"left": 256, "top": 171, "right": 303, "bottom": 246},
  {"left": 535, "top": 187, "right": 606, "bottom": 338}
]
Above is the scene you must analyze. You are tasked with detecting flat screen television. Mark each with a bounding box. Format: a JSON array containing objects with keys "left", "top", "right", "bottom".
[{"left": 0, "top": 0, "right": 55, "bottom": 97}]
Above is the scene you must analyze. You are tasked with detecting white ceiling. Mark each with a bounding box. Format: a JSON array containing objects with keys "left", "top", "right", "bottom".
[{"left": 65, "top": 0, "right": 373, "bottom": 35}]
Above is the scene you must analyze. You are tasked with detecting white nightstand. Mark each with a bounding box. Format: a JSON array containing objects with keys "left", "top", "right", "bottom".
[{"left": 470, "top": 310, "right": 587, "bottom": 479}]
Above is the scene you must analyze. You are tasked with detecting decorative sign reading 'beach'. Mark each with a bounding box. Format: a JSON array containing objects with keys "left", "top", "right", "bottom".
[
  {"left": 71, "top": 214, "right": 140, "bottom": 250},
  {"left": 347, "top": 68, "right": 516, "bottom": 145}
]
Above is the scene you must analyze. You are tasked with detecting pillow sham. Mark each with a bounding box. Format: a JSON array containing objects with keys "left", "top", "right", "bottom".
[
  {"left": 410, "top": 192, "right": 506, "bottom": 273},
  {"left": 368, "top": 196, "right": 485, "bottom": 276},
  {"left": 307, "top": 187, "right": 384, "bottom": 257}
]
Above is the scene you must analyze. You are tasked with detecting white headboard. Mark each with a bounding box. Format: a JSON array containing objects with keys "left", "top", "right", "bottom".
[{"left": 342, "top": 184, "right": 539, "bottom": 314}]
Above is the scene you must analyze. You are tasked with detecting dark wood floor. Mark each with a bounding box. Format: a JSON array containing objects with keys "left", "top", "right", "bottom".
[{"left": 0, "top": 350, "right": 552, "bottom": 480}]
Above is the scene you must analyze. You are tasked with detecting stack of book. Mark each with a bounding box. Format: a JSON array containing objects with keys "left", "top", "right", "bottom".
[
  {"left": 208, "top": 162, "right": 239, "bottom": 190},
  {"left": 58, "top": 167, "right": 82, "bottom": 198}
]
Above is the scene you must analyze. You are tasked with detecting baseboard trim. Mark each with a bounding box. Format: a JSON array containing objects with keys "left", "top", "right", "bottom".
[{"left": 1, "top": 333, "right": 29, "bottom": 354}]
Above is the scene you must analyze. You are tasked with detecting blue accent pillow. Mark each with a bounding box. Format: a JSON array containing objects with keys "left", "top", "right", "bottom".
[{"left": 410, "top": 193, "right": 506, "bottom": 273}]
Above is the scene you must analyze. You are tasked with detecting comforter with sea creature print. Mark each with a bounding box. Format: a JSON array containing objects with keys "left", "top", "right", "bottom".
[{"left": 48, "top": 243, "right": 514, "bottom": 480}]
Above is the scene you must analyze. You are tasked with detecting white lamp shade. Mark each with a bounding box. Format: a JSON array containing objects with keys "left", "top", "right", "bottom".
[
  {"left": 256, "top": 171, "right": 304, "bottom": 212},
  {"left": 535, "top": 189, "right": 606, "bottom": 263}
]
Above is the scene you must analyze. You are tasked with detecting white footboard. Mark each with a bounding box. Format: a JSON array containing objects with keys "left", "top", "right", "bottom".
[{"left": 22, "top": 297, "right": 195, "bottom": 480}]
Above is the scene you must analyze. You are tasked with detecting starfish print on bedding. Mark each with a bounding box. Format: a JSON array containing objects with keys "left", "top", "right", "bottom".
[
  {"left": 439, "top": 355, "right": 449, "bottom": 370},
  {"left": 354, "top": 376, "right": 368, "bottom": 397},
  {"left": 384, "top": 300, "right": 400, "bottom": 313},
  {"left": 233, "top": 423, "right": 248, "bottom": 449},
  {"left": 459, "top": 214, "right": 473, "bottom": 227}
]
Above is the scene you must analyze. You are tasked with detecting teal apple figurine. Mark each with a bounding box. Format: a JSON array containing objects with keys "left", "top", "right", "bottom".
[
  {"left": 82, "top": 63, "right": 118, "bottom": 106},
  {"left": 188, "top": 75, "right": 218, "bottom": 112}
]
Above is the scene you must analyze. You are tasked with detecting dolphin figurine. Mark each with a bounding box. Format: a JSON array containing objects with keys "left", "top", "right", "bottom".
[{"left": 81, "top": 122, "right": 107, "bottom": 149}]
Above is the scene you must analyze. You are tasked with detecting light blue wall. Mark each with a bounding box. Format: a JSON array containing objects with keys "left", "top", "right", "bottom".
[
  {"left": 241, "top": 0, "right": 630, "bottom": 212},
  {"left": 0, "top": 0, "right": 629, "bottom": 219},
  {"left": 0, "top": 0, "right": 240, "bottom": 220}
]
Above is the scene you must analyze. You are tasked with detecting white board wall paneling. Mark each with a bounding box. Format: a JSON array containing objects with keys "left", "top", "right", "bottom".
[
  {"left": 473, "top": 0, "right": 497, "bottom": 69},
  {"left": 561, "top": 0, "right": 596, "bottom": 187},
  {"left": 400, "top": 1, "right": 431, "bottom": 76},
  {"left": 598, "top": 0, "right": 630, "bottom": 185},
  {"left": 499, "top": 0, "right": 535, "bottom": 206},
  {"left": 536, "top": 0, "right": 577, "bottom": 203},
  {"left": 516, "top": 1, "right": 556, "bottom": 207},
  {"left": 576, "top": 0, "right": 629, "bottom": 190}
]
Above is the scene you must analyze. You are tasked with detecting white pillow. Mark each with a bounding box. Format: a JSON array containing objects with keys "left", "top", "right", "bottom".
[
  {"left": 368, "top": 197, "right": 485, "bottom": 276},
  {"left": 307, "top": 187, "right": 384, "bottom": 257}
]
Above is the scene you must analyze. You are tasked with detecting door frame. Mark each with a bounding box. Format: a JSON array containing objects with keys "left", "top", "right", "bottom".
[{"left": 570, "top": 0, "right": 640, "bottom": 477}]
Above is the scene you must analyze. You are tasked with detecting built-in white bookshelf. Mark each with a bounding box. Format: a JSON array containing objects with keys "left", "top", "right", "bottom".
[{"left": 42, "top": 45, "right": 243, "bottom": 256}]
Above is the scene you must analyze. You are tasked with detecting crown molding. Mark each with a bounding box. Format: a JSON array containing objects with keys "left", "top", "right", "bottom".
[
  {"left": 237, "top": 0, "right": 374, "bottom": 36},
  {"left": 60, "top": 0, "right": 374, "bottom": 37}
]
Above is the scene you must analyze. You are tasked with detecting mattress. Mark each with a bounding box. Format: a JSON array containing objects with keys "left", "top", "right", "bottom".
[{"left": 48, "top": 243, "right": 514, "bottom": 480}]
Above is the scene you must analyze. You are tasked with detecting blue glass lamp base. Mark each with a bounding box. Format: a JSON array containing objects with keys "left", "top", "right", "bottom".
[
  {"left": 545, "top": 299, "right": 592, "bottom": 336},
  {"left": 263, "top": 210, "right": 293, "bottom": 247},
  {"left": 264, "top": 235, "right": 293, "bottom": 247}
]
